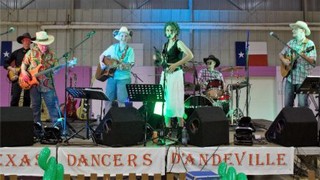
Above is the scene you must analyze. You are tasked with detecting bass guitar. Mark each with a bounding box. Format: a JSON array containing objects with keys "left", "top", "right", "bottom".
[
  {"left": 7, "top": 67, "right": 21, "bottom": 82},
  {"left": 280, "top": 46, "right": 314, "bottom": 78},
  {"left": 76, "top": 76, "right": 95, "bottom": 120},
  {"left": 18, "top": 58, "right": 77, "bottom": 90}
]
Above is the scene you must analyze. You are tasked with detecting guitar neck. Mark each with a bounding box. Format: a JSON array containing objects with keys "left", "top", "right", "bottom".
[{"left": 35, "top": 64, "right": 64, "bottom": 77}]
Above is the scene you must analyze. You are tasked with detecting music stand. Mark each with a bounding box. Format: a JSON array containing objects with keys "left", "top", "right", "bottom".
[
  {"left": 126, "top": 84, "right": 164, "bottom": 146},
  {"left": 297, "top": 76, "right": 320, "bottom": 118},
  {"left": 65, "top": 87, "right": 108, "bottom": 143}
]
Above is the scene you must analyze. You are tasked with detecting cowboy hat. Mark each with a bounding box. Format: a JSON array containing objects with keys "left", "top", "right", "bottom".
[
  {"left": 289, "top": 21, "right": 311, "bottom": 36},
  {"left": 17, "top": 33, "right": 35, "bottom": 44},
  {"left": 203, "top": 55, "right": 220, "bottom": 68},
  {"left": 32, "top": 31, "right": 55, "bottom": 45},
  {"left": 113, "top": 26, "right": 133, "bottom": 41}
]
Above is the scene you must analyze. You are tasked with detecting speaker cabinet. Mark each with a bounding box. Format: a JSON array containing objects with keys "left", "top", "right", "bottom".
[
  {"left": 0, "top": 107, "right": 34, "bottom": 147},
  {"left": 95, "top": 107, "right": 144, "bottom": 147},
  {"left": 265, "top": 107, "right": 318, "bottom": 147},
  {"left": 186, "top": 107, "right": 229, "bottom": 147}
]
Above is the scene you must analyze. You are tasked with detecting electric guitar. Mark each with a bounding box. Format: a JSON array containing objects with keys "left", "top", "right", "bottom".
[
  {"left": 18, "top": 58, "right": 77, "bottom": 90},
  {"left": 65, "top": 73, "right": 78, "bottom": 119},
  {"left": 280, "top": 46, "right": 314, "bottom": 78},
  {"left": 7, "top": 67, "right": 21, "bottom": 82},
  {"left": 76, "top": 76, "right": 95, "bottom": 120}
]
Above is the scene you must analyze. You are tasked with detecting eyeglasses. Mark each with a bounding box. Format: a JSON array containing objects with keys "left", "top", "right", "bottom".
[{"left": 207, "top": 62, "right": 213, "bottom": 65}]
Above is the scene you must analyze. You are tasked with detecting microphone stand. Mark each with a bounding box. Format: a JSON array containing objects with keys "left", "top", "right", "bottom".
[
  {"left": 245, "top": 30, "right": 250, "bottom": 117},
  {"left": 60, "top": 31, "right": 96, "bottom": 137}
]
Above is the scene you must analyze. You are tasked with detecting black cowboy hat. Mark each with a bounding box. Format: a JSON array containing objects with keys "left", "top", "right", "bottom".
[
  {"left": 203, "top": 55, "right": 220, "bottom": 68},
  {"left": 17, "top": 33, "right": 35, "bottom": 44}
]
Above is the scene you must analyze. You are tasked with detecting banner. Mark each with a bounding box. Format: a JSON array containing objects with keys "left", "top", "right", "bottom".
[
  {"left": 0, "top": 41, "right": 19, "bottom": 66},
  {"left": 58, "top": 147, "right": 166, "bottom": 176},
  {"left": 236, "top": 41, "right": 268, "bottom": 66},
  {"left": 0, "top": 147, "right": 56, "bottom": 176},
  {"left": 166, "top": 146, "right": 294, "bottom": 175}
]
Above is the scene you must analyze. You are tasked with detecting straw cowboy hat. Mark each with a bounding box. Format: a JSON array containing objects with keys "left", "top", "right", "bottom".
[
  {"left": 17, "top": 33, "right": 35, "bottom": 44},
  {"left": 32, "top": 31, "right": 55, "bottom": 45},
  {"left": 289, "top": 21, "right": 311, "bottom": 36},
  {"left": 113, "top": 26, "right": 133, "bottom": 41},
  {"left": 203, "top": 55, "right": 220, "bottom": 68}
]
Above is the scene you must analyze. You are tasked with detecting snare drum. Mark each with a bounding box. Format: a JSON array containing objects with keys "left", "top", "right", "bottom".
[
  {"left": 184, "top": 95, "right": 213, "bottom": 109},
  {"left": 205, "top": 79, "right": 224, "bottom": 99},
  {"left": 218, "top": 91, "right": 230, "bottom": 102}
]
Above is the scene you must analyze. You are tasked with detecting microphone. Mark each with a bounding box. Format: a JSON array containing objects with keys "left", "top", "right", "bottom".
[
  {"left": 8, "top": 27, "right": 15, "bottom": 33},
  {"left": 269, "top": 32, "right": 279, "bottom": 39},
  {"left": 0, "top": 27, "right": 15, "bottom": 36},
  {"left": 86, "top": 30, "right": 96, "bottom": 37}
]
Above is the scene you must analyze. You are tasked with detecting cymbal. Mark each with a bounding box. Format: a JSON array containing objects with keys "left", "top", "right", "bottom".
[
  {"left": 220, "top": 66, "right": 244, "bottom": 72},
  {"left": 187, "top": 61, "right": 203, "bottom": 65}
]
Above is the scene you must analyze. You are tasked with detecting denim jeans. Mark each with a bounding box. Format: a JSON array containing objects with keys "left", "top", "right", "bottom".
[
  {"left": 284, "top": 80, "right": 308, "bottom": 107},
  {"left": 104, "top": 78, "right": 131, "bottom": 113},
  {"left": 30, "top": 87, "right": 60, "bottom": 126}
]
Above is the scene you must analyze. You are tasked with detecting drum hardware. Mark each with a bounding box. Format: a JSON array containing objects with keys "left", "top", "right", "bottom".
[
  {"left": 220, "top": 66, "right": 244, "bottom": 72},
  {"left": 205, "top": 79, "right": 224, "bottom": 99}
]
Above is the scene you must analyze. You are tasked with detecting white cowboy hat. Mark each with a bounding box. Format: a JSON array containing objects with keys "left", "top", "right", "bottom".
[
  {"left": 32, "top": 31, "right": 55, "bottom": 45},
  {"left": 289, "top": 21, "right": 311, "bottom": 36},
  {"left": 113, "top": 26, "right": 132, "bottom": 41}
]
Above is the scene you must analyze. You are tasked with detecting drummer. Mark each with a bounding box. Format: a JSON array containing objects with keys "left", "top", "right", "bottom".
[{"left": 198, "top": 55, "right": 225, "bottom": 98}]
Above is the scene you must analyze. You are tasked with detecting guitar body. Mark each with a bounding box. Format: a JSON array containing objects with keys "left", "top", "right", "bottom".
[
  {"left": 18, "top": 64, "right": 43, "bottom": 90},
  {"left": 76, "top": 99, "right": 88, "bottom": 120},
  {"left": 280, "top": 63, "right": 290, "bottom": 78},
  {"left": 280, "top": 46, "right": 314, "bottom": 78},
  {"left": 7, "top": 67, "right": 21, "bottom": 82}
]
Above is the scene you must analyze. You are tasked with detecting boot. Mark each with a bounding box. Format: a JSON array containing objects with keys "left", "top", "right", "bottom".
[
  {"left": 177, "top": 126, "right": 183, "bottom": 142},
  {"left": 165, "top": 127, "right": 172, "bottom": 137}
]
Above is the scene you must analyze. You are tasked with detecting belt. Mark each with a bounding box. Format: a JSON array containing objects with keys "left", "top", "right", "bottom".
[{"left": 173, "top": 67, "right": 182, "bottom": 72}]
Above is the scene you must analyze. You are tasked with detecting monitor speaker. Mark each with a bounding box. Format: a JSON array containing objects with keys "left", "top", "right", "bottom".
[
  {"left": 95, "top": 107, "right": 144, "bottom": 147},
  {"left": 0, "top": 107, "right": 34, "bottom": 147},
  {"left": 265, "top": 107, "right": 318, "bottom": 147},
  {"left": 186, "top": 107, "right": 229, "bottom": 147}
]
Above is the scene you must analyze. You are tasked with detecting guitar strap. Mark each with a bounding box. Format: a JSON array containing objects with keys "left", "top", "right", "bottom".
[
  {"left": 292, "top": 38, "right": 309, "bottom": 70},
  {"left": 119, "top": 45, "right": 129, "bottom": 63}
]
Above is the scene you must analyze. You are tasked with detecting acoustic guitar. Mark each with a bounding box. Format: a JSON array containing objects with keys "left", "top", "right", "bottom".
[
  {"left": 280, "top": 46, "right": 314, "bottom": 78},
  {"left": 18, "top": 58, "right": 77, "bottom": 90},
  {"left": 7, "top": 67, "right": 21, "bottom": 82},
  {"left": 95, "top": 56, "right": 133, "bottom": 82}
]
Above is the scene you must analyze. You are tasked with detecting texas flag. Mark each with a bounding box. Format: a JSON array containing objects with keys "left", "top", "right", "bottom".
[
  {"left": 1, "top": 41, "right": 19, "bottom": 66},
  {"left": 235, "top": 41, "right": 268, "bottom": 66}
]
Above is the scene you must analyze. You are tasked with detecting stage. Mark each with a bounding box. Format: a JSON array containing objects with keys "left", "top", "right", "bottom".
[{"left": 1, "top": 119, "right": 319, "bottom": 179}]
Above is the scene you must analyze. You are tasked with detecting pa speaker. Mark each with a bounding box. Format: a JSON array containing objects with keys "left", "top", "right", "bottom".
[
  {"left": 265, "top": 107, "right": 318, "bottom": 147},
  {"left": 186, "top": 107, "right": 229, "bottom": 147},
  {"left": 0, "top": 107, "right": 34, "bottom": 147},
  {"left": 95, "top": 107, "right": 144, "bottom": 147}
]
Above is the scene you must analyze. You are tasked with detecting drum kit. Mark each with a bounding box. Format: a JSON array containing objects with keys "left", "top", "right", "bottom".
[{"left": 184, "top": 65, "right": 248, "bottom": 124}]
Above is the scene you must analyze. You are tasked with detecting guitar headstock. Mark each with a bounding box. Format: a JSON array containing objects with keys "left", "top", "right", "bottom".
[{"left": 68, "top": 58, "right": 78, "bottom": 68}]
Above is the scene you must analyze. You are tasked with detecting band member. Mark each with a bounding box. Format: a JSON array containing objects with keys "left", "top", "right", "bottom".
[
  {"left": 99, "top": 26, "right": 135, "bottom": 114},
  {"left": 3, "top": 33, "right": 34, "bottom": 107},
  {"left": 279, "top": 21, "right": 317, "bottom": 107},
  {"left": 154, "top": 22, "right": 193, "bottom": 137},
  {"left": 20, "top": 31, "right": 61, "bottom": 127},
  {"left": 198, "top": 55, "right": 225, "bottom": 97}
]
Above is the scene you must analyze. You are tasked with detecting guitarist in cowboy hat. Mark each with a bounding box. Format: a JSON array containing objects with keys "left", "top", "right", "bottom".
[
  {"left": 20, "top": 31, "right": 62, "bottom": 129},
  {"left": 279, "top": 21, "right": 317, "bottom": 107},
  {"left": 98, "top": 26, "right": 135, "bottom": 114},
  {"left": 3, "top": 32, "right": 35, "bottom": 107}
]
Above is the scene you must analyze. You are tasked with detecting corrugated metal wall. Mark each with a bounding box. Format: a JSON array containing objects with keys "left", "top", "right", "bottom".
[{"left": 1, "top": 0, "right": 320, "bottom": 66}]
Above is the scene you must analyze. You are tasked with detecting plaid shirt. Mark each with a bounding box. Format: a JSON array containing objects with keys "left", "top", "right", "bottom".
[
  {"left": 281, "top": 38, "right": 316, "bottom": 84},
  {"left": 198, "top": 68, "right": 224, "bottom": 91},
  {"left": 23, "top": 46, "right": 59, "bottom": 92}
]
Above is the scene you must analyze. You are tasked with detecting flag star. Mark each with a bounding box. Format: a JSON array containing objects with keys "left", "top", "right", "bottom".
[
  {"left": 238, "top": 51, "right": 244, "bottom": 58},
  {"left": 3, "top": 51, "right": 9, "bottom": 57}
]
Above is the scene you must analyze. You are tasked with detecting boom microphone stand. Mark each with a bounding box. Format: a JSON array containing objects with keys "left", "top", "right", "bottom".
[{"left": 60, "top": 30, "right": 96, "bottom": 137}]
